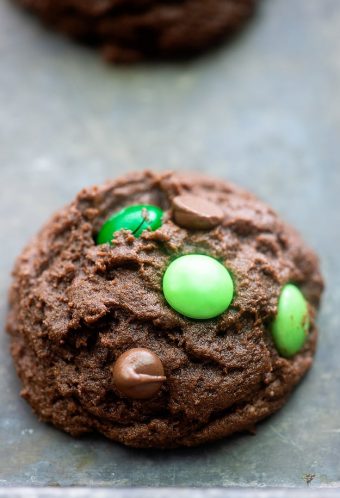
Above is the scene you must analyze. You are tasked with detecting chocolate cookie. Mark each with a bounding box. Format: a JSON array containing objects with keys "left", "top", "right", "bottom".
[
  {"left": 7, "top": 171, "right": 323, "bottom": 448},
  {"left": 16, "top": 0, "right": 258, "bottom": 62}
]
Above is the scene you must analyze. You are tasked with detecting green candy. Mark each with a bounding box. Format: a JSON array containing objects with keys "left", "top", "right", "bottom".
[
  {"left": 163, "top": 255, "right": 234, "bottom": 320},
  {"left": 97, "top": 204, "right": 163, "bottom": 244},
  {"left": 271, "top": 284, "right": 310, "bottom": 358}
]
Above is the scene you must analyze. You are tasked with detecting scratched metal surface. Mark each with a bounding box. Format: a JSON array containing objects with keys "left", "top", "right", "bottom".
[
  {"left": 0, "top": 0, "right": 339, "bottom": 489},
  {"left": 1, "top": 491, "right": 340, "bottom": 498}
]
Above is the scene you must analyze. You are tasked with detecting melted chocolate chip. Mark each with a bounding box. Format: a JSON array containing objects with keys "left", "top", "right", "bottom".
[
  {"left": 172, "top": 194, "right": 224, "bottom": 230},
  {"left": 112, "top": 348, "right": 166, "bottom": 399}
]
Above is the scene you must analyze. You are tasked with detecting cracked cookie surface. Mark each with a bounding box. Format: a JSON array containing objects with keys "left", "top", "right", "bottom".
[{"left": 7, "top": 171, "right": 323, "bottom": 448}]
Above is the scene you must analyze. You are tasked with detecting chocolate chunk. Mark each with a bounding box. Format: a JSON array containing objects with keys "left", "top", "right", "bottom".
[
  {"left": 112, "top": 348, "right": 166, "bottom": 399},
  {"left": 172, "top": 194, "right": 224, "bottom": 229}
]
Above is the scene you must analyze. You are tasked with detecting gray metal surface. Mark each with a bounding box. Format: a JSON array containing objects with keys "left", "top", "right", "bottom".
[
  {"left": 1, "top": 491, "right": 340, "bottom": 498},
  {"left": 0, "top": 0, "right": 339, "bottom": 489}
]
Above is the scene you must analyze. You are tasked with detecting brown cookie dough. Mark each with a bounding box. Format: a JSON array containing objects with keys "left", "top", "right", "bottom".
[
  {"left": 15, "top": 0, "right": 258, "bottom": 62},
  {"left": 7, "top": 171, "right": 323, "bottom": 448}
]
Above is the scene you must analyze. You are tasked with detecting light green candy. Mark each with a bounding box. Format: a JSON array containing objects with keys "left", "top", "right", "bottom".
[
  {"left": 271, "top": 284, "right": 310, "bottom": 358},
  {"left": 162, "top": 254, "right": 234, "bottom": 320}
]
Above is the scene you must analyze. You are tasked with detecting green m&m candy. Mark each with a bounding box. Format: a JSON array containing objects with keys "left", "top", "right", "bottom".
[
  {"left": 97, "top": 204, "right": 163, "bottom": 244},
  {"left": 163, "top": 255, "right": 234, "bottom": 320},
  {"left": 271, "top": 284, "right": 310, "bottom": 358}
]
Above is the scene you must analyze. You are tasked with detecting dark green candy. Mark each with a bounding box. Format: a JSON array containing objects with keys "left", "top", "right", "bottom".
[{"left": 97, "top": 204, "right": 163, "bottom": 244}]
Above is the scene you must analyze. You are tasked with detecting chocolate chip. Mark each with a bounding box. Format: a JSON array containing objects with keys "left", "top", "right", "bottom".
[
  {"left": 112, "top": 348, "right": 166, "bottom": 399},
  {"left": 172, "top": 194, "right": 224, "bottom": 230}
]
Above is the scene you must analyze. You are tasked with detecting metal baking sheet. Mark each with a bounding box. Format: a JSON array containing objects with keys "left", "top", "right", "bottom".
[
  {"left": 0, "top": 0, "right": 339, "bottom": 490},
  {"left": 1, "top": 491, "right": 340, "bottom": 498}
]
